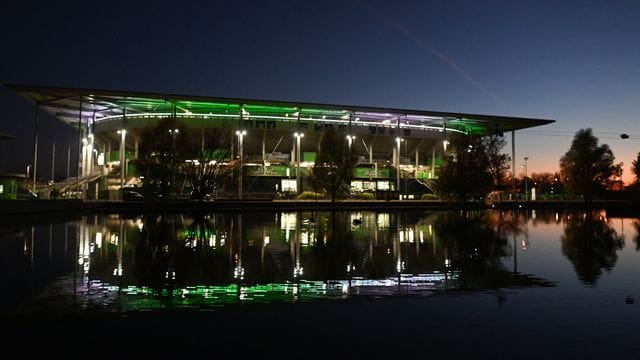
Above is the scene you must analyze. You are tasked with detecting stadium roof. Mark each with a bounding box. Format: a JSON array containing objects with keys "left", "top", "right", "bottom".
[{"left": 6, "top": 84, "right": 554, "bottom": 135}]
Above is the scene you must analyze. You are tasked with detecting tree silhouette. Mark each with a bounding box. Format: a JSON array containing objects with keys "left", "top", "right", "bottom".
[
  {"left": 559, "top": 128, "right": 622, "bottom": 202},
  {"left": 136, "top": 118, "right": 235, "bottom": 200},
  {"left": 633, "top": 220, "right": 640, "bottom": 251},
  {"left": 631, "top": 152, "right": 640, "bottom": 187},
  {"left": 483, "top": 134, "right": 511, "bottom": 188},
  {"left": 435, "top": 136, "right": 493, "bottom": 203},
  {"left": 181, "top": 128, "right": 235, "bottom": 201},
  {"left": 561, "top": 211, "right": 624, "bottom": 285},
  {"left": 308, "top": 127, "right": 357, "bottom": 202},
  {"left": 135, "top": 117, "right": 189, "bottom": 199}
]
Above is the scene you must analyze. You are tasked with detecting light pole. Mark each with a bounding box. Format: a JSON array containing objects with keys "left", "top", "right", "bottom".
[
  {"left": 294, "top": 132, "right": 304, "bottom": 194},
  {"left": 235, "top": 130, "right": 246, "bottom": 198},
  {"left": 523, "top": 157, "right": 529, "bottom": 201},
  {"left": 117, "top": 129, "right": 126, "bottom": 191},
  {"left": 395, "top": 137, "right": 403, "bottom": 199}
]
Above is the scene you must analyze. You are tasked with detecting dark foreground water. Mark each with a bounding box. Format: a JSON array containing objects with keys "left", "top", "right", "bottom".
[{"left": 1, "top": 209, "right": 639, "bottom": 358}]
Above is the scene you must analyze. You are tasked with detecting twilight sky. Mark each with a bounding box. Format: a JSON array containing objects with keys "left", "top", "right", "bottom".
[{"left": 1, "top": 0, "right": 639, "bottom": 182}]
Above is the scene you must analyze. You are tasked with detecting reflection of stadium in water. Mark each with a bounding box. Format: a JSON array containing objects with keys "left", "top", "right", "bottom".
[{"left": 58, "top": 210, "right": 551, "bottom": 311}]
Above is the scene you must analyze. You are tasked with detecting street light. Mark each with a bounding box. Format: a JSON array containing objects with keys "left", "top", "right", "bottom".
[
  {"left": 294, "top": 132, "right": 304, "bottom": 194},
  {"left": 117, "top": 129, "right": 127, "bottom": 191},
  {"left": 236, "top": 130, "right": 246, "bottom": 199},
  {"left": 396, "top": 137, "right": 403, "bottom": 199}
]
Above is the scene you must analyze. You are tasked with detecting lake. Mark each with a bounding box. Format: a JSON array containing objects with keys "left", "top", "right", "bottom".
[{"left": 1, "top": 209, "right": 639, "bottom": 358}]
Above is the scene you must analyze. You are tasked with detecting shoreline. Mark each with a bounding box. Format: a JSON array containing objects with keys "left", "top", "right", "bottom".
[{"left": 1, "top": 198, "right": 639, "bottom": 216}]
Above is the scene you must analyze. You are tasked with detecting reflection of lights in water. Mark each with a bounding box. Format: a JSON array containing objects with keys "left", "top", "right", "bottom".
[
  {"left": 95, "top": 232, "right": 102, "bottom": 248},
  {"left": 208, "top": 234, "right": 215, "bottom": 247},
  {"left": 399, "top": 230, "right": 404, "bottom": 243},
  {"left": 280, "top": 212, "right": 297, "bottom": 231},
  {"left": 346, "top": 263, "right": 356, "bottom": 273},
  {"left": 239, "top": 286, "right": 247, "bottom": 301},
  {"left": 263, "top": 236, "right": 269, "bottom": 246},
  {"left": 113, "top": 264, "right": 123, "bottom": 276},
  {"left": 408, "top": 228, "right": 414, "bottom": 243},
  {"left": 377, "top": 213, "right": 390, "bottom": 228},
  {"left": 293, "top": 260, "right": 304, "bottom": 278},
  {"left": 109, "top": 233, "right": 118, "bottom": 246},
  {"left": 301, "top": 231, "right": 309, "bottom": 245},
  {"left": 234, "top": 256, "right": 245, "bottom": 280}
]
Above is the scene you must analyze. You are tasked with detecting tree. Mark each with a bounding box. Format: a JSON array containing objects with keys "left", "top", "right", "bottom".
[
  {"left": 559, "top": 128, "right": 622, "bottom": 202},
  {"left": 136, "top": 118, "right": 235, "bottom": 200},
  {"left": 308, "top": 127, "right": 358, "bottom": 202},
  {"left": 182, "top": 128, "right": 235, "bottom": 201},
  {"left": 435, "top": 135, "right": 493, "bottom": 203},
  {"left": 483, "top": 134, "right": 511, "bottom": 188},
  {"left": 529, "top": 172, "right": 565, "bottom": 198},
  {"left": 632, "top": 152, "right": 640, "bottom": 185},
  {"left": 136, "top": 117, "right": 188, "bottom": 199},
  {"left": 561, "top": 211, "right": 624, "bottom": 285}
]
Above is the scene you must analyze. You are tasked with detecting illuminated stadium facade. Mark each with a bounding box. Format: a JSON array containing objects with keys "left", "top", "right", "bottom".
[{"left": 9, "top": 84, "right": 554, "bottom": 198}]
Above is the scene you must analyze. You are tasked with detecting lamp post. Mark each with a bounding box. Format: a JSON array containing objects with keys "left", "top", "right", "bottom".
[
  {"left": 294, "top": 132, "right": 304, "bottom": 194},
  {"left": 523, "top": 157, "right": 529, "bottom": 201},
  {"left": 117, "top": 129, "right": 126, "bottom": 190},
  {"left": 395, "top": 137, "right": 403, "bottom": 199},
  {"left": 235, "top": 130, "right": 246, "bottom": 198}
]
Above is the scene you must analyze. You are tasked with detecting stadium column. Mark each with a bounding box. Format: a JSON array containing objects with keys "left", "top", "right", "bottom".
[
  {"left": 431, "top": 146, "right": 436, "bottom": 179},
  {"left": 119, "top": 108, "right": 127, "bottom": 191},
  {"left": 395, "top": 137, "right": 402, "bottom": 199},
  {"left": 236, "top": 130, "right": 246, "bottom": 199},
  {"left": 415, "top": 146, "right": 419, "bottom": 180},
  {"left": 294, "top": 132, "right": 304, "bottom": 194},
  {"left": 32, "top": 103, "right": 39, "bottom": 192},
  {"left": 262, "top": 129, "right": 266, "bottom": 175},
  {"left": 76, "top": 99, "right": 82, "bottom": 196}
]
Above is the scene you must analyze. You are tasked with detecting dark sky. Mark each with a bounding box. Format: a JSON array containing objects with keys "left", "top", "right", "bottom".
[{"left": 1, "top": 0, "right": 639, "bottom": 181}]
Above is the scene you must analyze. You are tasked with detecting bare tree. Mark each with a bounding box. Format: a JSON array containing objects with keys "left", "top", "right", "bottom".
[
  {"left": 308, "top": 127, "right": 358, "bottom": 202},
  {"left": 182, "top": 128, "right": 235, "bottom": 201}
]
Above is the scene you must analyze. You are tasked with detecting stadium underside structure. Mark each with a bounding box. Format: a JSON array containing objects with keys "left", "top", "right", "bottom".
[{"left": 8, "top": 84, "right": 554, "bottom": 199}]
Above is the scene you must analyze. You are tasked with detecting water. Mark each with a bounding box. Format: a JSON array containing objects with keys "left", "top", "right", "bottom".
[{"left": 2, "top": 209, "right": 640, "bottom": 358}]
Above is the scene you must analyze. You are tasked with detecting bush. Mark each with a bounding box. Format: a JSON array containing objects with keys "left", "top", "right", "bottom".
[
  {"left": 358, "top": 192, "right": 375, "bottom": 200},
  {"left": 421, "top": 193, "right": 439, "bottom": 200},
  {"left": 296, "top": 191, "right": 324, "bottom": 200}
]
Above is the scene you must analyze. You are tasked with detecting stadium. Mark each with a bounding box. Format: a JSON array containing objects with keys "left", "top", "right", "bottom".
[{"left": 8, "top": 84, "right": 554, "bottom": 200}]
